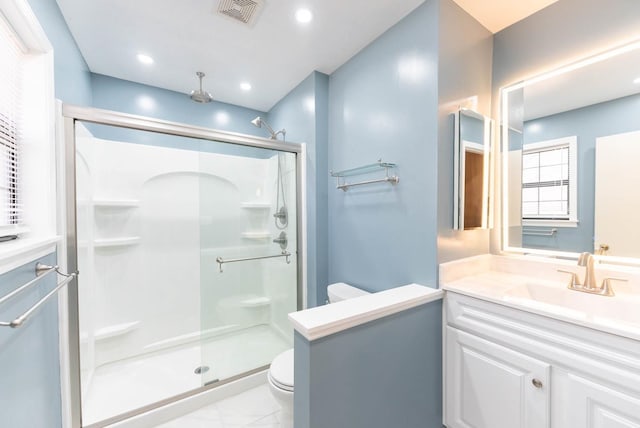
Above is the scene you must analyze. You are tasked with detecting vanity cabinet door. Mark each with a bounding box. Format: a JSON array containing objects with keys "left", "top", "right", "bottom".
[
  {"left": 445, "top": 327, "right": 550, "bottom": 428},
  {"left": 565, "top": 373, "right": 640, "bottom": 427}
]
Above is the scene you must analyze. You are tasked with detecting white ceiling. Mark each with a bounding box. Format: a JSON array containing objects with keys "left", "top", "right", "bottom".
[{"left": 56, "top": 0, "right": 559, "bottom": 112}]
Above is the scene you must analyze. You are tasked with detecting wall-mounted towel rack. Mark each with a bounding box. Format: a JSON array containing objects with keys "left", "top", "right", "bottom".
[
  {"left": 216, "top": 251, "right": 291, "bottom": 273},
  {"left": 0, "top": 263, "right": 78, "bottom": 328},
  {"left": 523, "top": 228, "right": 557, "bottom": 237},
  {"left": 330, "top": 159, "right": 399, "bottom": 191}
]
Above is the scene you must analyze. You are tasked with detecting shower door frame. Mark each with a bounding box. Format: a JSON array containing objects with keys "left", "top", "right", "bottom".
[{"left": 61, "top": 104, "right": 306, "bottom": 428}]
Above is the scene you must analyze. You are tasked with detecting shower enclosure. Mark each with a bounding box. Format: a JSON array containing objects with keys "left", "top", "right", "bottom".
[{"left": 62, "top": 106, "right": 304, "bottom": 427}]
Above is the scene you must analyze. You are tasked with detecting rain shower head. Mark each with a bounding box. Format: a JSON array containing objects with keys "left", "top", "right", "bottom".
[
  {"left": 250, "top": 116, "right": 286, "bottom": 140},
  {"left": 190, "top": 72, "right": 213, "bottom": 103}
]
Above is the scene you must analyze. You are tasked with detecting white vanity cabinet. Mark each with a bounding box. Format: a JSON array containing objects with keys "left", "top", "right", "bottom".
[
  {"left": 444, "top": 292, "right": 640, "bottom": 428},
  {"left": 445, "top": 327, "right": 550, "bottom": 428}
]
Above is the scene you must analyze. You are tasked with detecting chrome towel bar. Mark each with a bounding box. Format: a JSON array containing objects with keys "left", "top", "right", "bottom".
[
  {"left": 216, "top": 251, "right": 291, "bottom": 273},
  {"left": 523, "top": 228, "right": 557, "bottom": 237},
  {"left": 336, "top": 175, "right": 399, "bottom": 191},
  {"left": 0, "top": 263, "right": 56, "bottom": 306},
  {"left": 0, "top": 263, "right": 78, "bottom": 329},
  {"left": 330, "top": 159, "right": 399, "bottom": 192}
]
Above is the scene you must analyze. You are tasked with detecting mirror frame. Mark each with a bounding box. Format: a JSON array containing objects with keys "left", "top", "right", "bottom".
[{"left": 500, "top": 37, "right": 640, "bottom": 266}]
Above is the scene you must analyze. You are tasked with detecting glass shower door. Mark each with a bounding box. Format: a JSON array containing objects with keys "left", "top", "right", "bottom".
[
  {"left": 199, "top": 148, "right": 298, "bottom": 386},
  {"left": 71, "top": 114, "right": 301, "bottom": 427}
]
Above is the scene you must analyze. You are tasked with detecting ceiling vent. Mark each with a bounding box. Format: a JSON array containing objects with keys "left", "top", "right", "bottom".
[{"left": 217, "top": 0, "right": 264, "bottom": 26}]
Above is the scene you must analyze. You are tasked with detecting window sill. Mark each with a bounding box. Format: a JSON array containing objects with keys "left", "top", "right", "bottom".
[
  {"left": 0, "top": 235, "right": 61, "bottom": 275},
  {"left": 522, "top": 219, "right": 578, "bottom": 228}
]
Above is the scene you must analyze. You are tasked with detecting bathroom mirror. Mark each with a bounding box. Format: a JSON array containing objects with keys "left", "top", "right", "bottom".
[
  {"left": 454, "top": 109, "right": 493, "bottom": 230},
  {"left": 502, "top": 39, "right": 640, "bottom": 260}
]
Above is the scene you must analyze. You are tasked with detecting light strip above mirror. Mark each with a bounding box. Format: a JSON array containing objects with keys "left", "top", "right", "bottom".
[{"left": 500, "top": 37, "right": 640, "bottom": 265}]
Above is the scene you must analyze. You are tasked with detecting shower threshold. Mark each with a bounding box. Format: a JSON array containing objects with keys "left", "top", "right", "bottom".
[{"left": 81, "top": 324, "right": 290, "bottom": 426}]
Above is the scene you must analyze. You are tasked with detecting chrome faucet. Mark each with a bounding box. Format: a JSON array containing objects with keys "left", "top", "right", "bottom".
[{"left": 557, "top": 252, "right": 626, "bottom": 297}]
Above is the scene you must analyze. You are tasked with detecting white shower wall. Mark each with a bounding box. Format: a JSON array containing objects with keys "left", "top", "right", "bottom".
[{"left": 75, "top": 126, "right": 297, "bottom": 383}]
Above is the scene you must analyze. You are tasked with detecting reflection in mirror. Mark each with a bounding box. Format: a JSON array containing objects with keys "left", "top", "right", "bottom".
[
  {"left": 502, "top": 40, "right": 640, "bottom": 259},
  {"left": 454, "top": 109, "right": 493, "bottom": 230}
]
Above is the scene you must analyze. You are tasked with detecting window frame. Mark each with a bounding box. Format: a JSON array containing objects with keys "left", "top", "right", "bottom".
[{"left": 521, "top": 136, "right": 578, "bottom": 228}]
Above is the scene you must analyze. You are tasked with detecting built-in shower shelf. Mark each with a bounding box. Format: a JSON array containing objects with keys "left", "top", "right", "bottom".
[
  {"left": 239, "top": 296, "right": 271, "bottom": 308},
  {"left": 94, "top": 237, "right": 141, "bottom": 248},
  {"left": 94, "top": 321, "right": 141, "bottom": 342},
  {"left": 241, "top": 231, "right": 271, "bottom": 240},
  {"left": 93, "top": 199, "right": 140, "bottom": 208},
  {"left": 241, "top": 202, "right": 271, "bottom": 210}
]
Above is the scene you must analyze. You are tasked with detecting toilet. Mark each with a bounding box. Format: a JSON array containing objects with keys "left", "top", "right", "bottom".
[{"left": 267, "top": 282, "right": 369, "bottom": 427}]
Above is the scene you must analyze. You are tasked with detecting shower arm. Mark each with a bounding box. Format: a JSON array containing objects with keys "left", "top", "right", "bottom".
[{"left": 263, "top": 122, "right": 286, "bottom": 140}]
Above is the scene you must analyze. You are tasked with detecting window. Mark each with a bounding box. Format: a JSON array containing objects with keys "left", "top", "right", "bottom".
[
  {"left": 0, "top": 1, "right": 56, "bottom": 272},
  {"left": 0, "top": 15, "right": 23, "bottom": 237},
  {"left": 522, "top": 136, "right": 578, "bottom": 227}
]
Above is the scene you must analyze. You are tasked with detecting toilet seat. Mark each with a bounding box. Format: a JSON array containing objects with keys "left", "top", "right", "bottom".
[{"left": 269, "top": 349, "right": 294, "bottom": 392}]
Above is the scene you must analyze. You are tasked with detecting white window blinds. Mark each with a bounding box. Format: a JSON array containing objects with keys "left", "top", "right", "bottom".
[{"left": 0, "top": 16, "right": 23, "bottom": 234}]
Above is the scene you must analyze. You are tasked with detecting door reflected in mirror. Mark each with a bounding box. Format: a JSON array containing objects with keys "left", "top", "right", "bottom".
[
  {"left": 502, "top": 39, "right": 640, "bottom": 258},
  {"left": 454, "top": 109, "right": 493, "bottom": 230}
]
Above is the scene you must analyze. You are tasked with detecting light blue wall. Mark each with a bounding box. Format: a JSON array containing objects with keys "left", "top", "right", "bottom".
[
  {"left": 437, "top": 0, "right": 493, "bottom": 263},
  {"left": 27, "top": 0, "right": 92, "bottom": 105},
  {"left": 492, "top": 0, "right": 640, "bottom": 254},
  {"left": 522, "top": 93, "right": 640, "bottom": 251},
  {"left": 328, "top": 1, "right": 439, "bottom": 293},
  {"left": 91, "top": 73, "right": 266, "bottom": 137},
  {"left": 266, "top": 71, "right": 329, "bottom": 307},
  {"left": 294, "top": 300, "right": 443, "bottom": 428},
  {"left": 0, "top": 254, "right": 62, "bottom": 428}
]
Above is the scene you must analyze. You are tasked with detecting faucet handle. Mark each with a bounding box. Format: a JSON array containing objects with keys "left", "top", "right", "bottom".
[
  {"left": 558, "top": 269, "right": 581, "bottom": 288},
  {"left": 600, "top": 277, "right": 627, "bottom": 297}
]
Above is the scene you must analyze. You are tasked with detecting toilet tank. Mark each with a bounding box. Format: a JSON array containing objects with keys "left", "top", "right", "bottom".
[{"left": 327, "top": 282, "right": 370, "bottom": 303}]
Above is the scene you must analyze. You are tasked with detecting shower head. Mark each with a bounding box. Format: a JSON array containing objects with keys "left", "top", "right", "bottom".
[
  {"left": 190, "top": 72, "right": 213, "bottom": 103},
  {"left": 250, "top": 116, "right": 286, "bottom": 140}
]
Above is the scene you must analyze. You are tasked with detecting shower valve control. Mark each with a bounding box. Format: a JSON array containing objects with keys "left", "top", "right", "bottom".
[{"left": 273, "top": 231, "right": 288, "bottom": 250}]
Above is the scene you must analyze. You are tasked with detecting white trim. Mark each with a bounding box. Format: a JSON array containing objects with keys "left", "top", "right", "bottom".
[
  {"left": 522, "top": 219, "right": 578, "bottom": 228},
  {"left": 288, "top": 284, "right": 444, "bottom": 341},
  {"left": 299, "top": 143, "right": 308, "bottom": 309}
]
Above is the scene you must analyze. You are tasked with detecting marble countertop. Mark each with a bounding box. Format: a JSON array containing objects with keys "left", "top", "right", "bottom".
[{"left": 440, "top": 254, "right": 640, "bottom": 342}]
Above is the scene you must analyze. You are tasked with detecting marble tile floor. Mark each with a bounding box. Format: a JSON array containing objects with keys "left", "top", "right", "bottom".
[{"left": 155, "top": 384, "right": 283, "bottom": 428}]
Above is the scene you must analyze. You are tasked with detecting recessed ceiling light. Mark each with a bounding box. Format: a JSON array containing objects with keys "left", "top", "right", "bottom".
[
  {"left": 295, "top": 8, "right": 313, "bottom": 24},
  {"left": 240, "top": 82, "right": 252, "bottom": 91},
  {"left": 634, "top": 76, "right": 640, "bottom": 84},
  {"left": 137, "top": 53, "right": 154, "bottom": 65}
]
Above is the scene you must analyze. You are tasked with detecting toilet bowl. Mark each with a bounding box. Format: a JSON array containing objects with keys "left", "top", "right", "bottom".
[{"left": 267, "top": 283, "right": 369, "bottom": 427}]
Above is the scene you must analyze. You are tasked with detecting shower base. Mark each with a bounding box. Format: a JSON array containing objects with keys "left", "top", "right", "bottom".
[{"left": 82, "top": 324, "right": 290, "bottom": 426}]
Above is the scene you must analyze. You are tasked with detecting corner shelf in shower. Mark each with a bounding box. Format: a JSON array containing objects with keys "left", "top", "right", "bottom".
[
  {"left": 241, "top": 202, "right": 271, "bottom": 209},
  {"left": 93, "top": 237, "right": 141, "bottom": 248},
  {"left": 94, "top": 321, "right": 141, "bottom": 342},
  {"left": 93, "top": 199, "right": 140, "bottom": 208},
  {"left": 241, "top": 231, "right": 272, "bottom": 240}
]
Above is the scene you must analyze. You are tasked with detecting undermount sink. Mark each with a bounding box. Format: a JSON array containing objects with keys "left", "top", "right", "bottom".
[{"left": 503, "top": 282, "right": 640, "bottom": 327}]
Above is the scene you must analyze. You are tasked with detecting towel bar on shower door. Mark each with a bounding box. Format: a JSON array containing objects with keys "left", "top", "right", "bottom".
[{"left": 216, "top": 251, "right": 292, "bottom": 273}]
